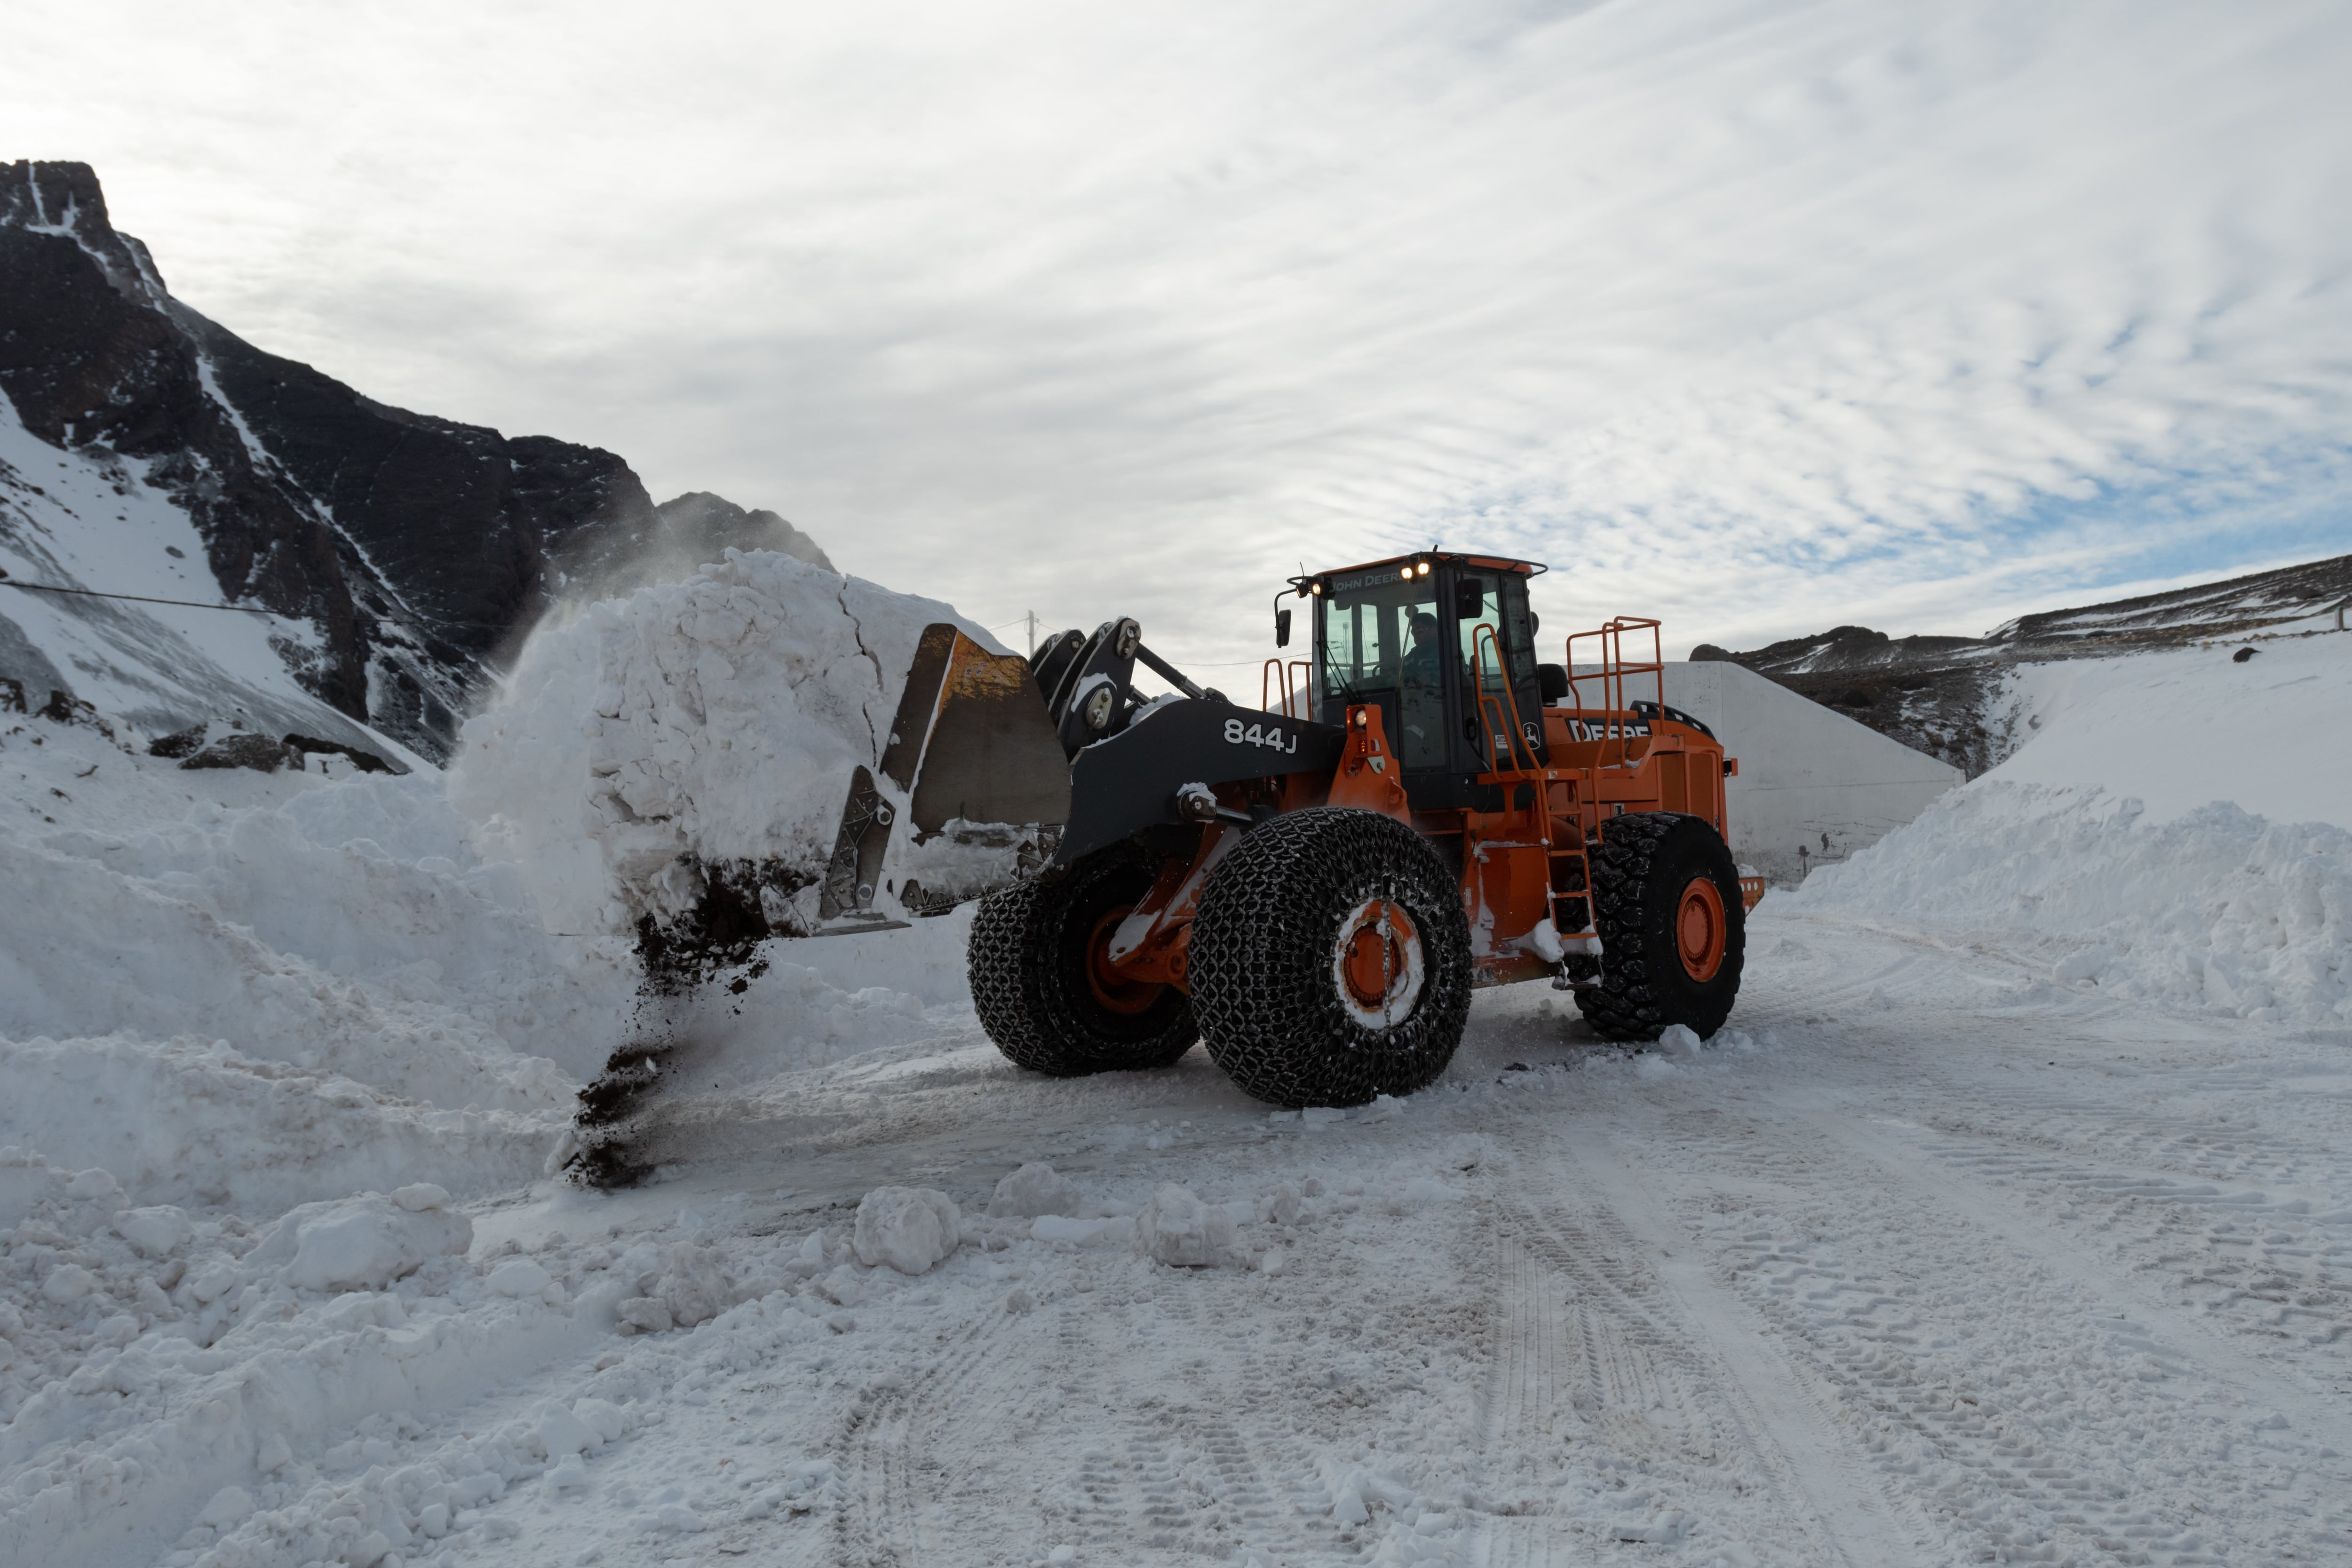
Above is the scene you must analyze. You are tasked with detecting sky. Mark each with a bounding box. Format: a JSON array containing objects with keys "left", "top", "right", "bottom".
[{"left": 6, "top": 0, "right": 2351, "bottom": 674}]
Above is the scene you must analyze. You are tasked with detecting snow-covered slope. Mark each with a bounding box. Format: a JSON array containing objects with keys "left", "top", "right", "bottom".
[
  {"left": 0, "top": 393, "right": 416, "bottom": 760},
  {"left": 1986, "top": 635, "right": 2352, "bottom": 829},
  {"left": 1692, "top": 549, "right": 2352, "bottom": 777}
]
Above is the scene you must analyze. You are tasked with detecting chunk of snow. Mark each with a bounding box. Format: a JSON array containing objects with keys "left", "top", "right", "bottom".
[
  {"left": 1136, "top": 1184, "right": 1235, "bottom": 1267},
  {"left": 40, "top": 1264, "right": 98, "bottom": 1303},
  {"left": 1657, "top": 1023, "right": 1702, "bottom": 1055},
  {"left": 487, "top": 1258, "right": 554, "bottom": 1297},
  {"left": 111, "top": 1203, "right": 191, "bottom": 1258},
  {"left": 989, "top": 1162, "right": 1081, "bottom": 1218},
  {"left": 538, "top": 1400, "right": 598, "bottom": 1457},
  {"left": 618, "top": 1297, "right": 674, "bottom": 1334},
  {"left": 248, "top": 1191, "right": 473, "bottom": 1292},
  {"left": 854, "top": 1186, "right": 962, "bottom": 1274},
  {"left": 393, "top": 1182, "right": 453, "bottom": 1212},
  {"left": 64, "top": 1167, "right": 123, "bottom": 1202}
]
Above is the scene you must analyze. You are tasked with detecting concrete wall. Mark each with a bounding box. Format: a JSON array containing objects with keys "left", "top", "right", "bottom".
[{"left": 1657, "top": 661, "right": 1962, "bottom": 885}]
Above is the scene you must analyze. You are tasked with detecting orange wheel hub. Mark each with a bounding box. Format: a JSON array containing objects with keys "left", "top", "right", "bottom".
[
  {"left": 1675, "top": 876, "right": 1726, "bottom": 983},
  {"left": 1340, "top": 902, "right": 1416, "bottom": 1006},
  {"left": 1084, "top": 905, "right": 1162, "bottom": 1015}
]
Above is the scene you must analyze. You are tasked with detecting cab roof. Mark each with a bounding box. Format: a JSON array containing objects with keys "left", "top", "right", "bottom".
[{"left": 1310, "top": 552, "right": 1545, "bottom": 585}]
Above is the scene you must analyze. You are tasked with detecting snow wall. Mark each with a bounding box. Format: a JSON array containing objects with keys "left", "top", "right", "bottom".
[{"left": 1658, "top": 660, "right": 1963, "bottom": 885}]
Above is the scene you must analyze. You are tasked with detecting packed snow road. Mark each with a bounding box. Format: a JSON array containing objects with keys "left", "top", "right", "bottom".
[{"left": 299, "top": 908, "right": 2347, "bottom": 1568}]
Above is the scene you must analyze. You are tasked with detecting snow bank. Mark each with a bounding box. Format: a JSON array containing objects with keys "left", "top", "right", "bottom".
[
  {"left": 453, "top": 549, "right": 996, "bottom": 935},
  {"left": 0, "top": 1035, "right": 559, "bottom": 1217},
  {"left": 0, "top": 725, "right": 634, "bottom": 1213},
  {"left": 1788, "top": 781, "right": 2351, "bottom": 1025}
]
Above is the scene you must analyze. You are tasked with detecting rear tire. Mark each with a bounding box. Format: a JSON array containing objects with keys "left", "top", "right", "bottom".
[
  {"left": 1191, "top": 807, "right": 1473, "bottom": 1107},
  {"left": 969, "top": 845, "right": 1198, "bottom": 1076},
  {"left": 1574, "top": 812, "right": 1744, "bottom": 1043}
]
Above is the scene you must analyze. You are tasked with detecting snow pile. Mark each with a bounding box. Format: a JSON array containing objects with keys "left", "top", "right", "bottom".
[
  {"left": 453, "top": 549, "right": 994, "bottom": 935},
  {"left": 1789, "top": 638, "right": 2352, "bottom": 1026},
  {"left": 1788, "top": 781, "right": 2351, "bottom": 1024}
]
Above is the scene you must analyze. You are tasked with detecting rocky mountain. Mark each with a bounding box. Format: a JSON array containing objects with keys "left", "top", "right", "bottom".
[
  {"left": 1692, "top": 551, "right": 2352, "bottom": 776},
  {"left": 0, "top": 160, "right": 824, "bottom": 762}
]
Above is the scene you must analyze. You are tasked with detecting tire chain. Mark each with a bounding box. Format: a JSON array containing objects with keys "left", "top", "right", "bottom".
[
  {"left": 968, "top": 857, "right": 1198, "bottom": 1076},
  {"left": 1191, "top": 807, "right": 1473, "bottom": 1106}
]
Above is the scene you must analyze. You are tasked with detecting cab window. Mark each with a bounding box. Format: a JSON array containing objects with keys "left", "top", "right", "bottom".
[{"left": 1319, "top": 568, "right": 1446, "bottom": 770}]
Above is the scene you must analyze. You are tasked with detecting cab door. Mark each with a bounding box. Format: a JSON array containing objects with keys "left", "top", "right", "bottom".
[{"left": 1445, "top": 567, "right": 1547, "bottom": 774}]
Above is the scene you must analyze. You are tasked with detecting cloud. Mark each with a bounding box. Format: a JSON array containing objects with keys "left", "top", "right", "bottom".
[{"left": 4, "top": 0, "right": 2348, "bottom": 669}]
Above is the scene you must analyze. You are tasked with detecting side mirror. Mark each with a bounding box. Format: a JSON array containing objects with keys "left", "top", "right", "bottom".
[
  {"left": 1275, "top": 607, "right": 1292, "bottom": 648},
  {"left": 1455, "top": 581, "right": 1486, "bottom": 618}
]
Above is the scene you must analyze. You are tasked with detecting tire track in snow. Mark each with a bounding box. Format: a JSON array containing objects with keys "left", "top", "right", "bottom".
[
  {"left": 829, "top": 1309, "right": 1011, "bottom": 1566},
  {"left": 1123, "top": 1282, "right": 1326, "bottom": 1563},
  {"left": 1662, "top": 1091, "right": 2352, "bottom": 1566},
  {"left": 1799, "top": 1005, "right": 2352, "bottom": 1360},
  {"left": 830, "top": 1274, "right": 1330, "bottom": 1567},
  {"left": 1470, "top": 1139, "right": 1908, "bottom": 1567}
]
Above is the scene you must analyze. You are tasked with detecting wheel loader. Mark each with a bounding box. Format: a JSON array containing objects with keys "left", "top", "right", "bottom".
[{"left": 822, "top": 550, "right": 1751, "bottom": 1109}]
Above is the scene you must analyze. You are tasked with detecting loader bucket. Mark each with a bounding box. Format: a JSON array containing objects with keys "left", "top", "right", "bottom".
[{"left": 819, "top": 623, "right": 1070, "bottom": 924}]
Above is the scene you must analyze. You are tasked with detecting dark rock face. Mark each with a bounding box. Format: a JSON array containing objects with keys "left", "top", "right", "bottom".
[
  {"left": 0, "top": 161, "right": 824, "bottom": 761},
  {"left": 1695, "top": 551, "right": 2352, "bottom": 777},
  {"left": 651, "top": 493, "right": 833, "bottom": 574},
  {"left": 181, "top": 732, "right": 300, "bottom": 773}
]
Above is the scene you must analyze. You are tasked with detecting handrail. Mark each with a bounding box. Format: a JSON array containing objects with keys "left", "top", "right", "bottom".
[
  {"left": 1260, "top": 658, "right": 1312, "bottom": 718},
  {"left": 1562, "top": 617, "right": 1664, "bottom": 772},
  {"left": 1469, "top": 623, "right": 1541, "bottom": 775}
]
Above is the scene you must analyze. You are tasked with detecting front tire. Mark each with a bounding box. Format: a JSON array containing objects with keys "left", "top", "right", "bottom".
[
  {"left": 1190, "top": 808, "right": 1472, "bottom": 1107},
  {"left": 969, "top": 845, "right": 1198, "bottom": 1075},
  {"left": 1574, "top": 812, "right": 1744, "bottom": 1043}
]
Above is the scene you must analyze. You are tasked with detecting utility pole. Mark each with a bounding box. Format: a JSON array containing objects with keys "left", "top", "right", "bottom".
[{"left": 1026, "top": 610, "right": 1036, "bottom": 658}]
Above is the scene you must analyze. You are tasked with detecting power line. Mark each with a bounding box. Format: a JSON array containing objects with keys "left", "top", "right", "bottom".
[
  {"left": 0, "top": 571, "right": 277, "bottom": 616},
  {"left": 0, "top": 569, "right": 516, "bottom": 633}
]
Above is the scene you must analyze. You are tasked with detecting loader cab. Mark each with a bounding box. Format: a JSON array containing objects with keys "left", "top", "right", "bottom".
[{"left": 1309, "top": 554, "right": 1547, "bottom": 809}]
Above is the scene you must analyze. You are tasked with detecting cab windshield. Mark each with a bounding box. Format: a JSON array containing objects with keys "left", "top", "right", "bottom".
[{"left": 1318, "top": 566, "right": 1446, "bottom": 770}]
